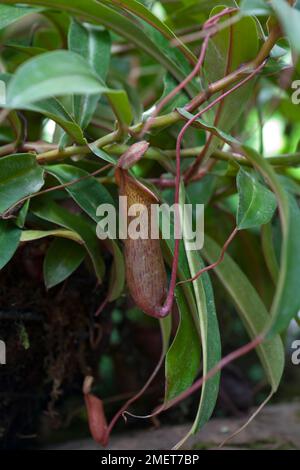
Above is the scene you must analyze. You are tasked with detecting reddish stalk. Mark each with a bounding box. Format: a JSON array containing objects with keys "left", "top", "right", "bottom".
[
  {"left": 103, "top": 345, "right": 166, "bottom": 445},
  {"left": 163, "top": 334, "right": 264, "bottom": 411},
  {"left": 125, "top": 334, "right": 265, "bottom": 422},
  {"left": 151, "top": 63, "right": 265, "bottom": 318},
  {"left": 177, "top": 227, "right": 238, "bottom": 286},
  {"left": 218, "top": 390, "right": 273, "bottom": 448},
  {"left": 148, "top": 162, "right": 212, "bottom": 188},
  {"left": 1, "top": 164, "right": 112, "bottom": 218}
]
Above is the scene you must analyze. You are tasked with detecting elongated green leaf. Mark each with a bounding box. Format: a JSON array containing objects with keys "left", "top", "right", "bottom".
[
  {"left": 203, "top": 8, "right": 259, "bottom": 159},
  {"left": 4, "top": 44, "right": 47, "bottom": 57},
  {"left": 106, "top": 90, "right": 133, "bottom": 129},
  {"left": 46, "top": 164, "right": 115, "bottom": 213},
  {"left": 1, "top": 0, "right": 196, "bottom": 95},
  {"left": 27, "top": 98, "right": 86, "bottom": 144},
  {"left": 166, "top": 287, "right": 201, "bottom": 400},
  {"left": 0, "top": 4, "right": 42, "bottom": 30},
  {"left": 0, "top": 220, "right": 21, "bottom": 270},
  {"left": 2, "top": 73, "right": 86, "bottom": 144},
  {"left": 178, "top": 108, "right": 240, "bottom": 146},
  {"left": 243, "top": 146, "right": 300, "bottom": 335},
  {"left": 68, "top": 19, "right": 111, "bottom": 129},
  {"left": 271, "top": 0, "right": 300, "bottom": 54},
  {"left": 6, "top": 51, "right": 115, "bottom": 108},
  {"left": 31, "top": 199, "right": 105, "bottom": 282},
  {"left": 240, "top": 0, "right": 271, "bottom": 16},
  {"left": 161, "top": 222, "right": 202, "bottom": 401},
  {"left": 261, "top": 222, "right": 279, "bottom": 284},
  {"left": 178, "top": 187, "right": 221, "bottom": 446},
  {"left": 237, "top": 167, "right": 277, "bottom": 230},
  {"left": 20, "top": 229, "right": 82, "bottom": 243},
  {"left": 202, "top": 234, "right": 284, "bottom": 391},
  {"left": 101, "top": 0, "right": 194, "bottom": 61},
  {"left": 88, "top": 143, "right": 117, "bottom": 165},
  {"left": 68, "top": 17, "right": 133, "bottom": 129},
  {"left": 44, "top": 238, "right": 85, "bottom": 288},
  {"left": 162, "top": 187, "right": 220, "bottom": 448},
  {"left": 0, "top": 154, "right": 44, "bottom": 214},
  {"left": 16, "top": 200, "right": 29, "bottom": 229},
  {"left": 160, "top": 315, "right": 172, "bottom": 356},
  {"left": 68, "top": 20, "right": 111, "bottom": 80}
]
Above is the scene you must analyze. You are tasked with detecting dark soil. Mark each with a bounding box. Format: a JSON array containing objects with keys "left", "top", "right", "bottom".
[{"left": 0, "top": 241, "right": 107, "bottom": 449}]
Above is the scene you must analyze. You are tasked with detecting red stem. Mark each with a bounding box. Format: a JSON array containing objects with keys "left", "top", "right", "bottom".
[
  {"left": 103, "top": 345, "right": 166, "bottom": 444},
  {"left": 149, "top": 11, "right": 235, "bottom": 318},
  {"left": 162, "top": 334, "right": 264, "bottom": 412},
  {"left": 152, "top": 57, "right": 265, "bottom": 319},
  {"left": 126, "top": 334, "right": 264, "bottom": 421}
]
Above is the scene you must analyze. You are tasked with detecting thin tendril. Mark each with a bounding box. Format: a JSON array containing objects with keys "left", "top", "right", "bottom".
[
  {"left": 103, "top": 341, "right": 166, "bottom": 444},
  {"left": 177, "top": 227, "right": 238, "bottom": 286},
  {"left": 123, "top": 334, "right": 265, "bottom": 421},
  {"left": 218, "top": 390, "right": 273, "bottom": 448}
]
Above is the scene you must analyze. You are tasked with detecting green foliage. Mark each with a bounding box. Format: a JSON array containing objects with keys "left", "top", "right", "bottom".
[
  {"left": 271, "top": 0, "right": 300, "bottom": 53},
  {"left": 236, "top": 167, "right": 277, "bottom": 230},
  {"left": 0, "top": 0, "right": 299, "bottom": 448},
  {"left": 0, "top": 220, "right": 21, "bottom": 269},
  {"left": 44, "top": 237, "right": 85, "bottom": 288}
]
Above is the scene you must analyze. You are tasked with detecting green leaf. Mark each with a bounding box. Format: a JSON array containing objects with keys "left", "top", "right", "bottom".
[
  {"left": 0, "top": 154, "right": 44, "bottom": 214},
  {"left": 240, "top": 0, "right": 271, "bottom": 16},
  {"left": 202, "top": 235, "right": 285, "bottom": 391},
  {"left": 203, "top": 8, "right": 259, "bottom": 158},
  {"left": 178, "top": 108, "right": 240, "bottom": 146},
  {"left": 1, "top": 0, "right": 196, "bottom": 96},
  {"left": 68, "top": 20, "right": 111, "bottom": 79},
  {"left": 45, "top": 164, "right": 115, "bottom": 217},
  {"left": 15, "top": 200, "right": 29, "bottom": 229},
  {"left": 26, "top": 98, "right": 87, "bottom": 144},
  {"left": 101, "top": 0, "right": 194, "bottom": 61},
  {"left": 243, "top": 146, "right": 300, "bottom": 335},
  {"left": 68, "top": 19, "right": 111, "bottom": 129},
  {"left": 271, "top": 0, "right": 300, "bottom": 54},
  {"left": 164, "top": 186, "right": 221, "bottom": 448},
  {"left": 106, "top": 90, "right": 133, "bottom": 129},
  {"left": 236, "top": 167, "right": 277, "bottom": 230},
  {"left": 4, "top": 44, "right": 47, "bottom": 57},
  {"left": 0, "top": 4, "right": 42, "bottom": 30},
  {"left": 6, "top": 50, "right": 114, "bottom": 108},
  {"left": 31, "top": 199, "right": 105, "bottom": 282},
  {"left": 44, "top": 237, "right": 85, "bottom": 288},
  {"left": 178, "top": 187, "right": 221, "bottom": 444},
  {"left": 2, "top": 73, "right": 86, "bottom": 144},
  {"left": 166, "top": 287, "right": 201, "bottom": 400},
  {"left": 0, "top": 220, "right": 21, "bottom": 270},
  {"left": 20, "top": 229, "right": 83, "bottom": 243},
  {"left": 88, "top": 143, "right": 117, "bottom": 165},
  {"left": 161, "top": 217, "right": 202, "bottom": 401},
  {"left": 160, "top": 315, "right": 172, "bottom": 356},
  {"left": 261, "top": 222, "right": 279, "bottom": 284}
]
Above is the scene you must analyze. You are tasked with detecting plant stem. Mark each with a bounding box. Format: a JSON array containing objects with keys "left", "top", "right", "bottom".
[{"left": 37, "top": 139, "right": 300, "bottom": 168}]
